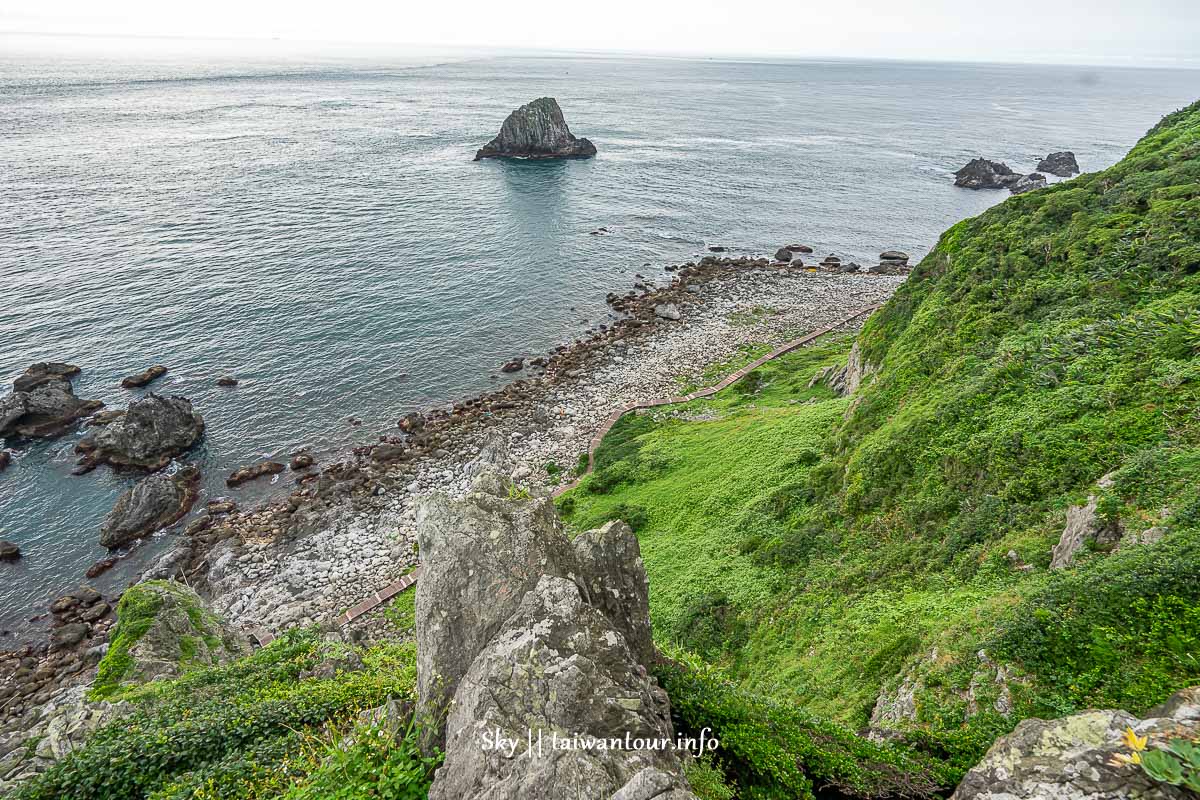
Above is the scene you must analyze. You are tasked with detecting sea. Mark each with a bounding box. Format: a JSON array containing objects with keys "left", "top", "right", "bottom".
[{"left": 1, "top": 33, "right": 1196, "bottom": 637}]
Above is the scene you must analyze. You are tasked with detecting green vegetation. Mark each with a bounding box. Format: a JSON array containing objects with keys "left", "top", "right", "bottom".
[
  {"left": 15, "top": 630, "right": 435, "bottom": 800},
  {"left": 562, "top": 100, "right": 1200, "bottom": 790}
]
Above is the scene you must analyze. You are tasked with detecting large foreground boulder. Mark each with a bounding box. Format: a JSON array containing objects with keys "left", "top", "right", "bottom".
[
  {"left": 475, "top": 97, "right": 597, "bottom": 161},
  {"left": 952, "top": 686, "right": 1200, "bottom": 799},
  {"left": 93, "top": 580, "right": 250, "bottom": 694},
  {"left": 415, "top": 440, "right": 695, "bottom": 800},
  {"left": 954, "top": 158, "right": 1023, "bottom": 189},
  {"left": 75, "top": 393, "right": 204, "bottom": 471},
  {"left": 0, "top": 363, "right": 103, "bottom": 440},
  {"left": 99, "top": 466, "right": 200, "bottom": 549},
  {"left": 1038, "top": 150, "right": 1081, "bottom": 177}
]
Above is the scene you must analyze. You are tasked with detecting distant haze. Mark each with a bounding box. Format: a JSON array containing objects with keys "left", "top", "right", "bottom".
[{"left": 3, "top": 0, "right": 1199, "bottom": 67}]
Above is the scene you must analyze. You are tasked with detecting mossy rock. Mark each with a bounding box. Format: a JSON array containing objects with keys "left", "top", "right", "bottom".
[{"left": 91, "top": 580, "right": 250, "bottom": 699}]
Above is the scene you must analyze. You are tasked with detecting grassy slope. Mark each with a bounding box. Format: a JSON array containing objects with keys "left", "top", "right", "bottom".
[{"left": 562, "top": 99, "right": 1200, "bottom": 773}]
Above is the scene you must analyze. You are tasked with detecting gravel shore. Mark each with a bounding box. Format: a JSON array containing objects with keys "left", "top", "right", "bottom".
[{"left": 185, "top": 262, "right": 907, "bottom": 637}]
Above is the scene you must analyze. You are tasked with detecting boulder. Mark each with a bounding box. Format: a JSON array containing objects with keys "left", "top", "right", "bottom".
[
  {"left": 75, "top": 394, "right": 204, "bottom": 471},
  {"left": 868, "top": 262, "right": 910, "bottom": 275},
  {"left": 786, "top": 244, "right": 814, "bottom": 253},
  {"left": 0, "top": 363, "right": 103, "bottom": 440},
  {"left": 99, "top": 466, "right": 200, "bottom": 549},
  {"left": 1010, "top": 172, "right": 1048, "bottom": 195},
  {"left": 954, "top": 158, "right": 1022, "bottom": 189},
  {"left": 773, "top": 247, "right": 794, "bottom": 262},
  {"left": 119, "top": 365, "right": 168, "bottom": 389},
  {"left": 416, "top": 461, "right": 695, "bottom": 799},
  {"left": 0, "top": 540, "right": 20, "bottom": 562},
  {"left": 398, "top": 411, "right": 425, "bottom": 433},
  {"left": 820, "top": 254, "right": 841, "bottom": 266},
  {"left": 1037, "top": 151, "right": 1081, "bottom": 177},
  {"left": 475, "top": 97, "right": 597, "bottom": 160},
  {"left": 95, "top": 580, "right": 250, "bottom": 690},
  {"left": 215, "top": 376, "right": 239, "bottom": 387},
  {"left": 289, "top": 452, "right": 315, "bottom": 471},
  {"left": 879, "top": 250, "right": 909, "bottom": 264},
  {"left": 654, "top": 303, "right": 682, "bottom": 321},
  {"left": 500, "top": 358, "right": 524, "bottom": 373},
  {"left": 952, "top": 686, "right": 1200, "bottom": 799},
  {"left": 0, "top": 450, "right": 11, "bottom": 471},
  {"left": 225, "top": 461, "right": 285, "bottom": 487}
]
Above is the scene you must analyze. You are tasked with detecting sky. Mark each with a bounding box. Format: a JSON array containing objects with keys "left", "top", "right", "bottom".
[{"left": 3, "top": 0, "right": 1200, "bottom": 67}]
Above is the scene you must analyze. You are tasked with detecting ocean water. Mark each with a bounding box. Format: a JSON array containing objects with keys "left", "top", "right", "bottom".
[{"left": 1, "top": 34, "right": 1196, "bottom": 636}]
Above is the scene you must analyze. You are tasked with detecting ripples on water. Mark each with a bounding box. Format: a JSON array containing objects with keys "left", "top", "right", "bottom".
[{"left": 1, "top": 34, "right": 1196, "bottom": 635}]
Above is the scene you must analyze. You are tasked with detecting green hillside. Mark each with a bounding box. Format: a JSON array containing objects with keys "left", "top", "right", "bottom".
[{"left": 562, "top": 99, "right": 1200, "bottom": 774}]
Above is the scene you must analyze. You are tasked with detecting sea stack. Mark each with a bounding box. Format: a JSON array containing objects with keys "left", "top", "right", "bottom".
[{"left": 474, "top": 97, "right": 596, "bottom": 161}]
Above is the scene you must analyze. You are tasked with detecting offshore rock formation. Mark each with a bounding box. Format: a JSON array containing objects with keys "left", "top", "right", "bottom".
[
  {"left": 952, "top": 686, "right": 1200, "bottom": 799},
  {"left": 99, "top": 466, "right": 200, "bottom": 549},
  {"left": 119, "top": 365, "right": 168, "bottom": 389},
  {"left": 415, "top": 440, "right": 696, "bottom": 800},
  {"left": 1037, "top": 150, "right": 1081, "bottom": 177},
  {"left": 475, "top": 97, "right": 597, "bottom": 161},
  {"left": 954, "top": 158, "right": 1023, "bottom": 189},
  {"left": 0, "top": 363, "right": 103, "bottom": 440},
  {"left": 74, "top": 393, "right": 204, "bottom": 471}
]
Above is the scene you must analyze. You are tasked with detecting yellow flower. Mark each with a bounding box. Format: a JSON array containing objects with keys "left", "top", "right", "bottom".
[
  {"left": 1122, "top": 727, "right": 1148, "bottom": 752},
  {"left": 1109, "top": 751, "right": 1142, "bottom": 767}
]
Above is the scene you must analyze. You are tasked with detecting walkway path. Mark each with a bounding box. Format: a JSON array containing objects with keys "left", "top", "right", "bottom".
[{"left": 332, "top": 302, "right": 882, "bottom": 629}]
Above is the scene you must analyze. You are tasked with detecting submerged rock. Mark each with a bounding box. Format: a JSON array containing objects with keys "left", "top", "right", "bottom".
[
  {"left": 474, "top": 97, "right": 597, "bottom": 161},
  {"left": 1037, "top": 150, "right": 1080, "bottom": 177},
  {"left": 415, "top": 443, "right": 696, "bottom": 799},
  {"left": 952, "top": 686, "right": 1200, "bottom": 799},
  {"left": 99, "top": 466, "right": 200, "bottom": 549},
  {"left": 0, "top": 450, "right": 10, "bottom": 471},
  {"left": 225, "top": 461, "right": 285, "bottom": 487},
  {"left": 954, "top": 158, "right": 1022, "bottom": 189},
  {"left": 0, "top": 363, "right": 103, "bottom": 440},
  {"left": 75, "top": 393, "right": 204, "bottom": 471},
  {"left": 0, "top": 540, "right": 20, "bottom": 562},
  {"left": 1010, "top": 172, "right": 1048, "bottom": 195},
  {"left": 215, "top": 376, "right": 239, "bottom": 388},
  {"left": 120, "top": 365, "right": 168, "bottom": 389}
]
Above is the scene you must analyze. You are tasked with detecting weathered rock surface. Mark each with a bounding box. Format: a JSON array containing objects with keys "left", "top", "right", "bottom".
[
  {"left": 475, "top": 97, "right": 597, "bottom": 160},
  {"left": 104, "top": 580, "right": 250, "bottom": 689},
  {"left": 120, "top": 365, "right": 168, "bottom": 389},
  {"left": 1010, "top": 172, "right": 1048, "bottom": 195},
  {"left": 774, "top": 247, "right": 794, "bottom": 262},
  {"left": 75, "top": 393, "right": 204, "bottom": 471},
  {"left": 415, "top": 442, "right": 696, "bottom": 799},
  {"left": 99, "top": 466, "right": 200, "bottom": 549},
  {"left": 0, "top": 363, "right": 103, "bottom": 440},
  {"left": 808, "top": 341, "right": 876, "bottom": 398},
  {"left": 1051, "top": 476, "right": 1122, "bottom": 569},
  {"left": 226, "top": 461, "right": 285, "bottom": 487},
  {"left": 952, "top": 686, "right": 1200, "bottom": 799},
  {"left": 954, "top": 158, "right": 1022, "bottom": 189},
  {"left": 1037, "top": 151, "right": 1081, "bottom": 177},
  {"left": 0, "top": 541, "right": 20, "bottom": 562}
]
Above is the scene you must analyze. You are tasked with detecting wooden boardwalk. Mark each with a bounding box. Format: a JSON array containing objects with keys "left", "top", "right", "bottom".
[{"left": 332, "top": 303, "right": 881, "bottom": 629}]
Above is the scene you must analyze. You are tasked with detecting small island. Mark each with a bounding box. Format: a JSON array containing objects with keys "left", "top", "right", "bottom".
[{"left": 474, "top": 97, "right": 597, "bottom": 161}]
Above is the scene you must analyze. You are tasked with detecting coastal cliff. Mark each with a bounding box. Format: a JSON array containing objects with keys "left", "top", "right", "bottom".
[{"left": 474, "top": 97, "right": 597, "bottom": 160}]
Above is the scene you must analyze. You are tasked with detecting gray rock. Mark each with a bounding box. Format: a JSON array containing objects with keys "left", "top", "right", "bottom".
[
  {"left": 76, "top": 393, "right": 204, "bottom": 470},
  {"left": 50, "top": 622, "right": 90, "bottom": 652},
  {"left": 879, "top": 250, "right": 909, "bottom": 264},
  {"left": 1037, "top": 151, "right": 1081, "bottom": 177},
  {"left": 1050, "top": 489, "right": 1122, "bottom": 569},
  {"left": 120, "top": 365, "right": 168, "bottom": 389},
  {"left": 773, "top": 247, "right": 794, "bottom": 262},
  {"left": 654, "top": 303, "right": 682, "bottom": 321},
  {"left": 1010, "top": 172, "right": 1048, "bottom": 195},
  {"left": 0, "top": 450, "right": 11, "bottom": 472},
  {"left": 954, "top": 158, "right": 1022, "bottom": 189},
  {"left": 415, "top": 466, "right": 695, "bottom": 799},
  {"left": 475, "top": 97, "right": 597, "bottom": 160},
  {"left": 952, "top": 686, "right": 1200, "bottom": 799},
  {"left": 99, "top": 466, "right": 200, "bottom": 549},
  {"left": 0, "top": 363, "right": 103, "bottom": 440}
]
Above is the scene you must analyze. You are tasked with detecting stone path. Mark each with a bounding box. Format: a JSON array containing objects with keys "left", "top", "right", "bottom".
[{"left": 329, "top": 302, "right": 882, "bottom": 631}]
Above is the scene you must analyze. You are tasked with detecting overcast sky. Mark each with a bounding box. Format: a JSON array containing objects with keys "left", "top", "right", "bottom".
[{"left": 4, "top": 0, "right": 1199, "bottom": 66}]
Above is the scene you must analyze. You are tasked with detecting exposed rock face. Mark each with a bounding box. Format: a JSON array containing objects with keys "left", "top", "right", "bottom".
[
  {"left": 1038, "top": 151, "right": 1081, "bottom": 177},
  {"left": 809, "top": 341, "right": 877, "bottom": 398},
  {"left": 99, "top": 466, "right": 200, "bottom": 549},
  {"left": 99, "top": 580, "right": 250, "bottom": 690},
  {"left": 1051, "top": 477, "right": 1122, "bottom": 569},
  {"left": 952, "top": 686, "right": 1200, "bottom": 799},
  {"left": 0, "top": 363, "right": 103, "bottom": 440},
  {"left": 954, "top": 158, "right": 1022, "bottom": 189},
  {"left": 1010, "top": 172, "right": 1048, "bottom": 195},
  {"left": 415, "top": 441, "right": 696, "bottom": 800},
  {"left": 120, "top": 365, "right": 168, "bottom": 389},
  {"left": 475, "top": 97, "right": 597, "bottom": 161},
  {"left": 75, "top": 393, "right": 204, "bottom": 471}
]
